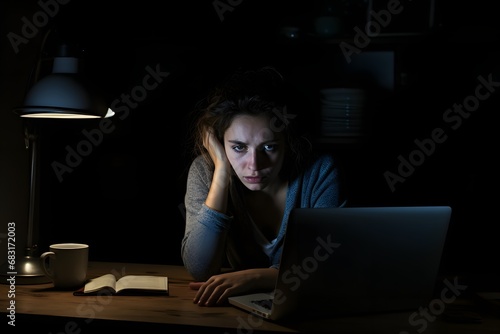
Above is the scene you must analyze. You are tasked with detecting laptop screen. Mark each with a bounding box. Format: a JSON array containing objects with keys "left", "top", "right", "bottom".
[{"left": 275, "top": 206, "right": 451, "bottom": 317}]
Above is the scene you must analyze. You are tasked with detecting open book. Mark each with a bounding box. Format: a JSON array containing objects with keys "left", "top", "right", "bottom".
[{"left": 74, "top": 273, "right": 169, "bottom": 296}]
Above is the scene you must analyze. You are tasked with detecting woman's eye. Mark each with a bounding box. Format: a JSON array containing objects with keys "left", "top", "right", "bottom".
[
  {"left": 264, "top": 145, "right": 276, "bottom": 151},
  {"left": 264, "top": 144, "right": 276, "bottom": 152},
  {"left": 232, "top": 145, "right": 246, "bottom": 152}
]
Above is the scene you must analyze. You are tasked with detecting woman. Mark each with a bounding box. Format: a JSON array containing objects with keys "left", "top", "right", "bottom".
[{"left": 181, "top": 66, "right": 344, "bottom": 306}]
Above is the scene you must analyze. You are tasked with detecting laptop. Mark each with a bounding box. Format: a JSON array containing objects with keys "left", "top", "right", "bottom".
[{"left": 228, "top": 206, "right": 452, "bottom": 321}]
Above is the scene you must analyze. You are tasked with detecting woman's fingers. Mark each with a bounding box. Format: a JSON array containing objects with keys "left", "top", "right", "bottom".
[
  {"left": 189, "top": 282, "right": 204, "bottom": 290},
  {"left": 202, "top": 128, "right": 213, "bottom": 150}
]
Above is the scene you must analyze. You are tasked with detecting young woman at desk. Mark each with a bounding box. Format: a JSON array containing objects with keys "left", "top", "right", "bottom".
[{"left": 181, "top": 66, "right": 344, "bottom": 306}]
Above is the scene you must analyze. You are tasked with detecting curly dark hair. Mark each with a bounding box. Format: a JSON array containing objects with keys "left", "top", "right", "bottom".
[{"left": 190, "top": 65, "right": 314, "bottom": 178}]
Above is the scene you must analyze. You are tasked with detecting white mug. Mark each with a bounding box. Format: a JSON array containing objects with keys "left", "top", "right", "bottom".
[{"left": 40, "top": 243, "right": 89, "bottom": 289}]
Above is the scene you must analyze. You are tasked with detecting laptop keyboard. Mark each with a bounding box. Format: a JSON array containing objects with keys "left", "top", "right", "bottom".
[{"left": 251, "top": 298, "right": 273, "bottom": 310}]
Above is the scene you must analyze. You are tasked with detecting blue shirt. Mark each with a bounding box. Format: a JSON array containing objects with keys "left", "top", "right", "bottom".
[{"left": 181, "top": 153, "right": 343, "bottom": 281}]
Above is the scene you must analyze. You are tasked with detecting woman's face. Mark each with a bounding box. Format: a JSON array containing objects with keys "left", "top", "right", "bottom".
[{"left": 224, "top": 114, "right": 286, "bottom": 192}]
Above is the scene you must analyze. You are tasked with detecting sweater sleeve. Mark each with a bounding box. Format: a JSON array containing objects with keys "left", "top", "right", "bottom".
[
  {"left": 300, "top": 154, "right": 344, "bottom": 208},
  {"left": 269, "top": 154, "right": 344, "bottom": 270},
  {"left": 181, "top": 156, "right": 233, "bottom": 281}
]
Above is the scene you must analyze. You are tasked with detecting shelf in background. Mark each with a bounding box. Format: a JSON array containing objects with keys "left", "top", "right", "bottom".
[{"left": 314, "top": 136, "right": 368, "bottom": 145}]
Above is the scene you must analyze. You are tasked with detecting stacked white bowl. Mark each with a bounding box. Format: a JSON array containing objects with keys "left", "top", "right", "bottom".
[{"left": 319, "top": 88, "right": 366, "bottom": 137}]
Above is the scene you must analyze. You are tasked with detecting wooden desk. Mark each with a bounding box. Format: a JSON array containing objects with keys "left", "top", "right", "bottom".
[{"left": 1, "top": 262, "right": 499, "bottom": 333}]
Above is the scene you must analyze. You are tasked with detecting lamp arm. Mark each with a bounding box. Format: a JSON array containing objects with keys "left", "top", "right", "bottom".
[
  {"left": 24, "top": 124, "right": 38, "bottom": 252},
  {"left": 0, "top": 121, "right": 50, "bottom": 284}
]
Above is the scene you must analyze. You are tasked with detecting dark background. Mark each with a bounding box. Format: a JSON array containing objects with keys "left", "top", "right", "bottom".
[{"left": 1, "top": 0, "right": 498, "bottom": 286}]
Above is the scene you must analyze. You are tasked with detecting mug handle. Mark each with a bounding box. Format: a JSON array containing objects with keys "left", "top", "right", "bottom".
[{"left": 40, "top": 251, "right": 55, "bottom": 280}]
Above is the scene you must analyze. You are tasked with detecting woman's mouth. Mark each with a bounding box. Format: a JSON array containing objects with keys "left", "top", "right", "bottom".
[{"left": 244, "top": 176, "right": 265, "bottom": 184}]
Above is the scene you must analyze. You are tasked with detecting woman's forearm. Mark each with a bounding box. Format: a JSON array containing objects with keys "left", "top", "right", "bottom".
[{"left": 205, "top": 167, "right": 230, "bottom": 214}]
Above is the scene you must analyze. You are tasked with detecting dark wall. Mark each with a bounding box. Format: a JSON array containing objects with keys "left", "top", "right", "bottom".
[{"left": 2, "top": 1, "right": 498, "bottom": 279}]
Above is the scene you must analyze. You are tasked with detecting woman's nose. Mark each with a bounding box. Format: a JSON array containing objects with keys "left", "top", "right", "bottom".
[{"left": 247, "top": 150, "right": 265, "bottom": 171}]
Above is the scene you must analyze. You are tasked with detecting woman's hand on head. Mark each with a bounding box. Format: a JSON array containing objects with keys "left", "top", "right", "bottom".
[
  {"left": 201, "top": 128, "right": 232, "bottom": 212},
  {"left": 203, "top": 128, "right": 229, "bottom": 170},
  {"left": 191, "top": 268, "right": 278, "bottom": 307}
]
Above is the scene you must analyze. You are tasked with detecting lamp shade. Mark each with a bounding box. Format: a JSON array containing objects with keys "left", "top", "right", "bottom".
[{"left": 13, "top": 55, "right": 114, "bottom": 119}]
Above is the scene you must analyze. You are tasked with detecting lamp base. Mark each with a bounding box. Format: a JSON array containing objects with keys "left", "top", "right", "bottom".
[{"left": 0, "top": 255, "right": 52, "bottom": 285}]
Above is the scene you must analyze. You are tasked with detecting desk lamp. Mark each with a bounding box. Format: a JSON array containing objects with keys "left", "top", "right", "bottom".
[{"left": 3, "top": 34, "right": 114, "bottom": 284}]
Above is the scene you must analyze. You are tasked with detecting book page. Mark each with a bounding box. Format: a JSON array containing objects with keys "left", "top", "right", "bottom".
[
  {"left": 83, "top": 274, "right": 117, "bottom": 293},
  {"left": 115, "top": 275, "right": 168, "bottom": 293}
]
